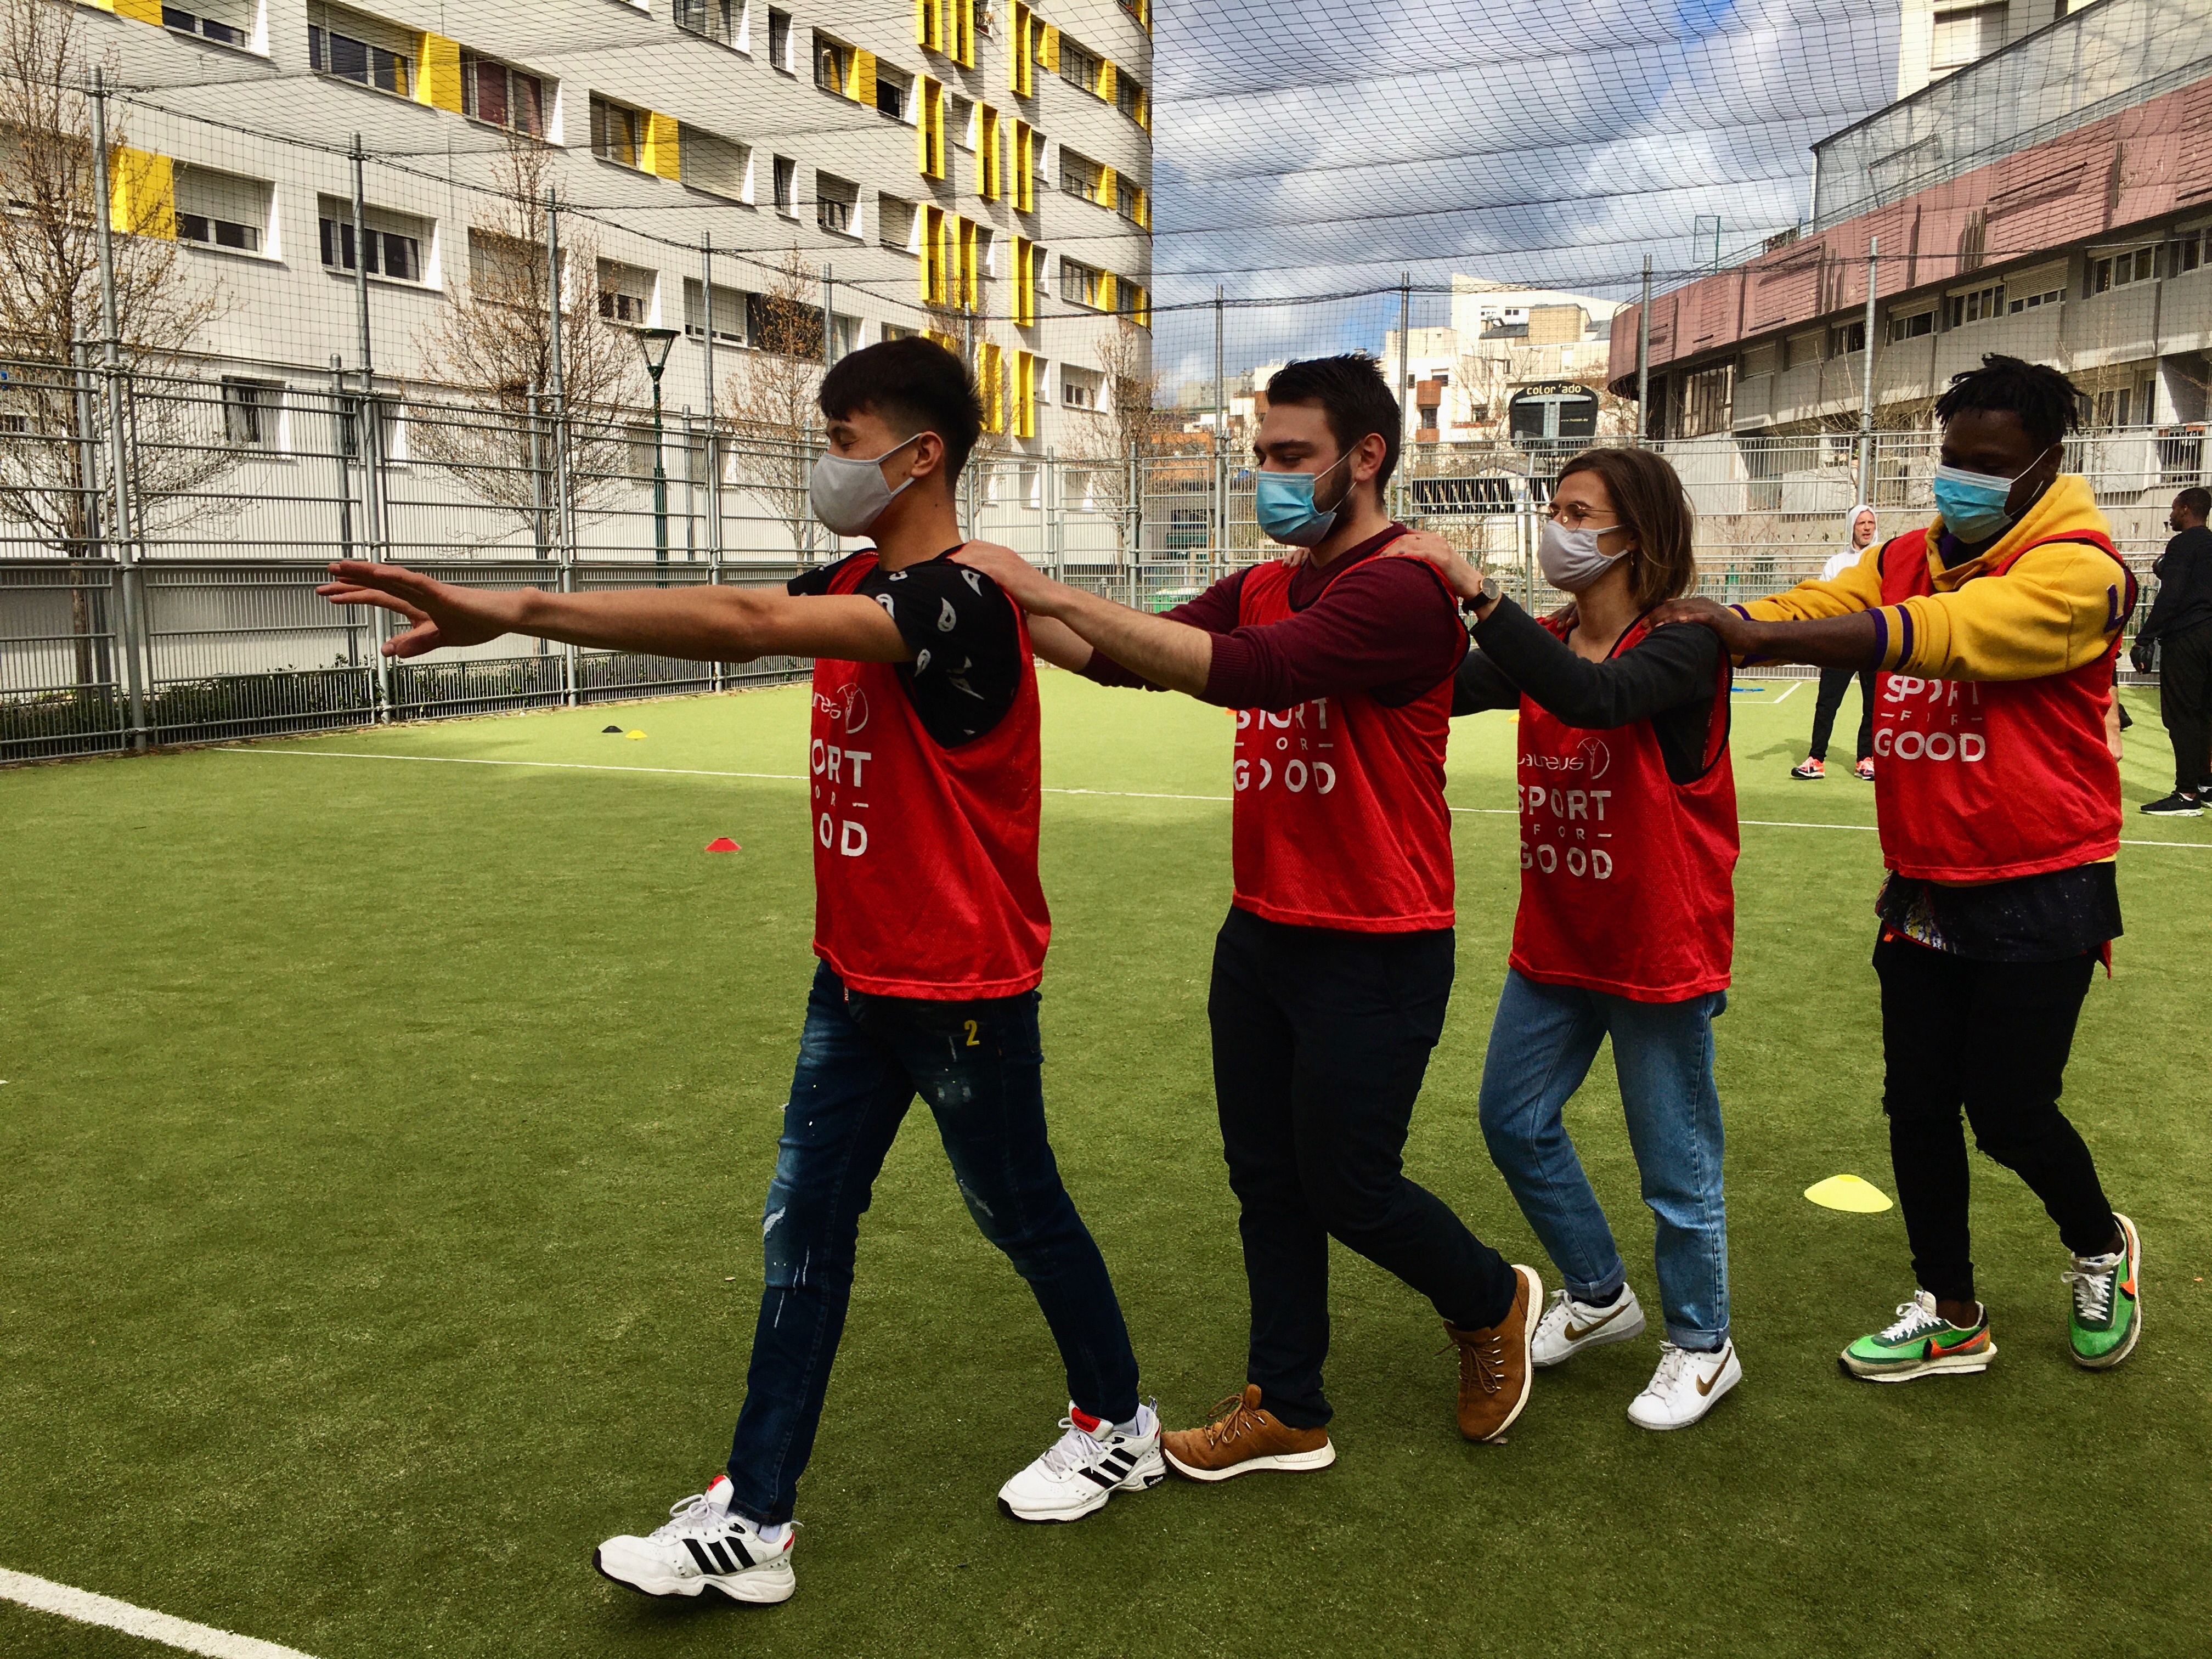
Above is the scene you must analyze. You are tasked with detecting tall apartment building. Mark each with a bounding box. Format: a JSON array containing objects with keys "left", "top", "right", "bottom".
[{"left": 72, "top": 0, "right": 1153, "bottom": 454}]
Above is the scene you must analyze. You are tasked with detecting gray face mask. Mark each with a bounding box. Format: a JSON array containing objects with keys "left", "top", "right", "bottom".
[
  {"left": 809, "top": 433, "right": 930, "bottom": 536},
  {"left": 1537, "top": 517, "right": 1628, "bottom": 592}
]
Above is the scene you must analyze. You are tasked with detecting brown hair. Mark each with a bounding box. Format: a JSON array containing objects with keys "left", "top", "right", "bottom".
[{"left": 1555, "top": 447, "right": 1697, "bottom": 610}]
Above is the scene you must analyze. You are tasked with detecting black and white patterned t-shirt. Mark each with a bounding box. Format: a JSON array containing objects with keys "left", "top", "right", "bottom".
[{"left": 788, "top": 548, "right": 1023, "bottom": 747}]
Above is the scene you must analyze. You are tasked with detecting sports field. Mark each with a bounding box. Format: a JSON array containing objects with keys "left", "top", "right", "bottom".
[{"left": 5, "top": 672, "right": 2210, "bottom": 1659}]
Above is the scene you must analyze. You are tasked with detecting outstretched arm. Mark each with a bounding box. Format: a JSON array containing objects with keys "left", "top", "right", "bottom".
[
  {"left": 950, "top": 545, "right": 1214, "bottom": 695},
  {"left": 317, "top": 560, "right": 911, "bottom": 663},
  {"left": 1647, "top": 595, "right": 1880, "bottom": 669}
]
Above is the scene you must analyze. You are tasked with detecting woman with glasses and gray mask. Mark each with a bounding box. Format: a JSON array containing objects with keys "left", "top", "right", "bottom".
[{"left": 1393, "top": 446, "right": 1741, "bottom": 1431}]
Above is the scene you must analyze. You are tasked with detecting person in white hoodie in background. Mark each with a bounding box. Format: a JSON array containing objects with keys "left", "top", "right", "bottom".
[{"left": 1790, "top": 504, "right": 1882, "bottom": 780}]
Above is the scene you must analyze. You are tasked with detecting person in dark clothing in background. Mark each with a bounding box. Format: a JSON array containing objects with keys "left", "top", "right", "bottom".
[{"left": 2132, "top": 487, "right": 2212, "bottom": 816}]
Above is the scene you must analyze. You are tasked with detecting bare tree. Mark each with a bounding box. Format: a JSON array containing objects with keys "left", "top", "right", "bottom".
[
  {"left": 1067, "top": 315, "right": 1165, "bottom": 560},
  {"left": 0, "top": 0, "right": 232, "bottom": 684},
  {"left": 406, "top": 132, "right": 640, "bottom": 552},
  {"left": 721, "top": 247, "right": 822, "bottom": 560}
]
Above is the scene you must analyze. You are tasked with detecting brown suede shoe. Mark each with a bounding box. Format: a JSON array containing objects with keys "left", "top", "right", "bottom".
[
  {"left": 1445, "top": 1263, "right": 1542, "bottom": 1442},
  {"left": 1160, "top": 1385, "right": 1336, "bottom": 1482}
]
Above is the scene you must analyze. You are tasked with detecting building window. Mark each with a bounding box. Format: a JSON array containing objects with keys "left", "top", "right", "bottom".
[
  {"left": 816, "top": 172, "right": 859, "bottom": 237},
  {"left": 1888, "top": 309, "right": 1934, "bottom": 342},
  {"left": 767, "top": 8, "right": 791, "bottom": 69},
  {"left": 680, "top": 126, "right": 751, "bottom": 202},
  {"left": 308, "top": 7, "right": 411, "bottom": 95},
  {"left": 878, "top": 195, "right": 917, "bottom": 252},
  {"left": 2091, "top": 247, "right": 2154, "bottom": 294},
  {"left": 162, "top": 1, "right": 252, "bottom": 49},
  {"left": 461, "top": 53, "right": 544, "bottom": 137},
  {"left": 813, "top": 33, "right": 853, "bottom": 93},
  {"left": 1062, "top": 366, "right": 1102, "bottom": 409},
  {"left": 1058, "top": 36, "right": 1101, "bottom": 93},
  {"left": 1115, "top": 177, "right": 1140, "bottom": 222},
  {"left": 1115, "top": 75, "right": 1143, "bottom": 122},
  {"left": 318, "top": 199, "right": 426, "bottom": 283},
  {"left": 1677, "top": 363, "right": 1733, "bottom": 438},
  {"left": 1931, "top": 2, "right": 2007, "bottom": 72},
  {"left": 876, "top": 64, "right": 910, "bottom": 119},
  {"left": 772, "top": 156, "right": 797, "bottom": 216},
  {"left": 1944, "top": 282, "right": 2004, "bottom": 326},
  {"left": 683, "top": 277, "right": 746, "bottom": 345},
  {"left": 590, "top": 97, "right": 646, "bottom": 169},
  {"left": 1059, "top": 257, "right": 1110, "bottom": 311},
  {"left": 1060, "top": 149, "right": 1102, "bottom": 203},
  {"left": 597, "top": 259, "right": 656, "bottom": 326},
  {"left": 1827, "top": 319, "right": 1866, "bottom": 357},
  {"left": 674, "top": 0, "right": 744, "bottom": 49},
  {"left": 949, "top": 94, "right": 975, "bottom": 149},
  {"left": 221, "top": 378, "right": 280, "bottom": 448},
  {"left": 174, "top": 166, "right": 270, "bottom": 256},
  {"left": 2006, "top": 284, "right": 2065, "bottom": 313}
]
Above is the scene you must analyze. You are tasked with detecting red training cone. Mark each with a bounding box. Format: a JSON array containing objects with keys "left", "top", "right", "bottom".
[{"left": 705, "top": 837, "right": 742, "bottom": 853}]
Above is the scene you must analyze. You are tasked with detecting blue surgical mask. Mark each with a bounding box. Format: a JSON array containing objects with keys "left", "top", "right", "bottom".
[
  {"left": 1931, "top": 444, "right": 2055, "bottom": 545},
  {"left": 1254, "top": 451, "right": 1354, "bottom": 548}
]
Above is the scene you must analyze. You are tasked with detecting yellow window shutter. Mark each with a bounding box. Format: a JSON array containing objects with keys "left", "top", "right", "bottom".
[
  {"left": 853, "top": 49, "right": 877, "bottom": 105},
  {"left": 1135, "top": 188, "right": 1149, "bottom": 229},
  {"left": 1098, "top": 272, "right": 1117, "bottom": 313},
  {"left": 1136, "top": 88, "right": 1150, "bottom": 129},
  {"left": 1016, "top": 351, "right": 1036, "bottom": 437},
  {"left": 415, "top": 33, "right": 463, "bottom": 112},
  {"left": 1040, "top": 25, "right": 1059, "bottom": 71},
  {"left": 915, "top": 0, "right": 932, "bottom": 48},
  {"left": 919, "top": 206, "right": 941, "bottom": 303},
  {"left": 956, "top": 0, "right": 975, "bottom": 67},
  {"left": 1013, "top": 122, "right": 1032, "bottom": 213},
  {"left": 1098, "top": 60, "right": 1116, "bottom": 103},
  {"left": 108, "top": 145, "right": 174, "bottom": 239},
  {"left": 978, "top": 342, "right": 1004, "bottom": 432},
  {"left": 1096, "top": 165, "right": 1116, "bottom": 209},
  {"left": 641, "top": 110, "right": 682, "bottom": 179},
  {"left": 1011, "top": 3, "right": 1031, "bottom": 95},
  {"left": 1133, "top": 286, "right": 1152, "bottom": 328},
  {"left": 108, "top": 0, "right": 165, "bottom": 26},
  {"left": 935, "top": 0, "right": 953, "bottom": 55}
]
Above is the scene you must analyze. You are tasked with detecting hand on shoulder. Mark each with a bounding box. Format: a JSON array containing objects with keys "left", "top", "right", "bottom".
[
  {"left": 951, "top": 540, "right": 1060, "bottom": 614},
  {"left": 1380, "top": 529, "right": 1485, "bottom": 602}
]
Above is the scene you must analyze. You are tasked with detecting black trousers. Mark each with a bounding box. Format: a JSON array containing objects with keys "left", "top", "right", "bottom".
[
  {"left": 1808, "top": 667, "right": 1877, "bottom": 763},
  {"left": 1209, "top": 906, "right": 1516, "bottom": 1429},
  {"left": 1874, "top": 938, "right": 2117, "bottom": 1304},
  {"left": 2155, "top": 620, "right": 2212, "bottom": 795}
]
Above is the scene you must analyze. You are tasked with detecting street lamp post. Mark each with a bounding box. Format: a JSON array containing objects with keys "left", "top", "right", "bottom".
[{"left": 638, "top": 326, "right": 679, "bottom": 578}]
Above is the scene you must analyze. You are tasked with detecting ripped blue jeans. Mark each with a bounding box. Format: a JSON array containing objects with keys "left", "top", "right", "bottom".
[{"left": 724, "top": 961, "right": 1141, "bottom": 1524}]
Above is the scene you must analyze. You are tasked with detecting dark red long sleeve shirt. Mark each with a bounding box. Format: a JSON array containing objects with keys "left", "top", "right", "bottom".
[{"left": 1079, "top": 526, "right": 1468, "bottom": 710}]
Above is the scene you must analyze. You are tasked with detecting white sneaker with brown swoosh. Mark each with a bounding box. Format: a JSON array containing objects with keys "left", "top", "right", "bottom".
[
  {"left": 1627, "top": 1340, "right": 1740, "bottom": 1431},
  {"left": 1531, "top": 1284, "right": 1647, "bottom": 1367}
]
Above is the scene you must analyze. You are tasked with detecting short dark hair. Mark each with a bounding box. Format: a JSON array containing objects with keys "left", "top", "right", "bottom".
[
  {"left": 818, "top": 337, "right": 984, "bottom": 483},
  {"left": 1933, "top": 354, "right": 2083, "bottom": 450},
  {"left": 2176, "top": 488, "right": 2211, "bottom": 520},
  {"left": 1264, "top": 354, "right": 1402, "bottom": 490},
  {"left": 1555, "top": 447, "right": 1697, "bottom": 610}
]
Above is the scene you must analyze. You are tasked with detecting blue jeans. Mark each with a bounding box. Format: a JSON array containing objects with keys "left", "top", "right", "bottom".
[
  {"left": 1478, "top": 969, "right": 1730, "bottom": 1351},
  {"left": 724, "top": 962, "right": 1141, "bottom": 1525}
]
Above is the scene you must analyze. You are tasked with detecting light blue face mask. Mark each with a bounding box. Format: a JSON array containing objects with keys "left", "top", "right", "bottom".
[
  {"left": 1254, "top": 451, "right": 1355, "bottom": 548},
  {"left": 1931, "top": 444, "right": 2055, "bottom": 545}
]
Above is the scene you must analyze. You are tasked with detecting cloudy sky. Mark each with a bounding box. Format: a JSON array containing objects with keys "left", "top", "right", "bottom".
[{"left": 1147, "top": 0, "right": 1903, "bottom": 383}]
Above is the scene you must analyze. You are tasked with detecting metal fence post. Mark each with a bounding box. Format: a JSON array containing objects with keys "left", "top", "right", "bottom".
[
  {"left": 1857, "top": 234, "right": 1880, "bottom": 508},
  {"left": 545, "top": 188, "right": 578, "bottom": 707},
  {"left": 88, "top": 69, "right": 149, "bottom": 749},
  {"left": 701, "top": 236, "right": 724, "bottom": 691},
  {"left": 1635, "top": 255, "right": 1652, "bottom": 447}
]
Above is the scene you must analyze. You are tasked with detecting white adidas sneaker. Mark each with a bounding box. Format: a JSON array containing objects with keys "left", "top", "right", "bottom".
[
  {"left": 1531, "top": 1284, "right": 1647, "bottom": 1367},
  {"left": 592, "top": 1475, "right": 796, "bottom": 1604},
  {"left": 998, "top": 1401, "right": 1165, "bottom": 1522},
  {"left": 1626, "top": 1340, "right": 1740, "bottom": 1431}
]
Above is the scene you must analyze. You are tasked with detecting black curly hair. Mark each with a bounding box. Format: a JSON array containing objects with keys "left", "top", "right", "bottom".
[{"left": 1933, "top": 354, "right": 2084, "bottom": 450}]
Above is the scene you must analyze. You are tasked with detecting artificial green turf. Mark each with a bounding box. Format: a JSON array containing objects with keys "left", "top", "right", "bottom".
[{"left": 3, "top": 675, "right": 2208, "bottom": 1659}]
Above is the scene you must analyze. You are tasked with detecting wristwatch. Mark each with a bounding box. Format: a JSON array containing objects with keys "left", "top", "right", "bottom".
[{"left": 1460, "top": 575, "right": 1502, "bottom": 618}]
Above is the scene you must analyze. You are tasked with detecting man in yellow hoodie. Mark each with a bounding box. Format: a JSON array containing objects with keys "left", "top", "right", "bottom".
[{"left": 1654, "top": 355, "right": 2142, "bottom": 1383}]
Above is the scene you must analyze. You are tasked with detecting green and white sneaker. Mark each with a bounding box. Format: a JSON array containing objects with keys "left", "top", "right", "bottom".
[
  {"left": 1839, "top": 1291, "right": 1995, "bottom": 1383},
  {"left": 2064, "top": 1212, "right": 2141, "bottom": 1370}
]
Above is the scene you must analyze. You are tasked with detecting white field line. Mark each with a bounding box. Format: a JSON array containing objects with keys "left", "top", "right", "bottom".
[
  {"left": 1770, "top": 681, "right": 1802, "bottom": 704},
  {"left": 216, "top": 747, "right": 2210, "bottom": 849},
  {"left": 0, "top": 1568, "right": 318, "bottom": 1659}
]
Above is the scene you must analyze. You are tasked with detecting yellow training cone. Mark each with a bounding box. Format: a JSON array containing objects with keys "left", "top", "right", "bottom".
[
  {"left": 625, "top": 730, "right": 647, "bottom": 740},
  {"left": 1805, "top": 1174, "right": 1892, "bottom": 1213}
]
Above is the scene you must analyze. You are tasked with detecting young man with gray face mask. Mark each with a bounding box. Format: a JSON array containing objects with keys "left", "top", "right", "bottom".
[
  {"left": 1654, "top": 354, "right": 2143, "bottom": 1386},
  {"left": 956, "top": 354, "right": 1541, "bottom": 1477},
  {"left": 319, "top": 338, "right": 1158, "bottom": 1605}
]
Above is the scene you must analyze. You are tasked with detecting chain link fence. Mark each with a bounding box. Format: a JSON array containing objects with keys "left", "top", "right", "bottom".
[{"left": 4, "top": 360, "right": 2197, "bottom": 763}]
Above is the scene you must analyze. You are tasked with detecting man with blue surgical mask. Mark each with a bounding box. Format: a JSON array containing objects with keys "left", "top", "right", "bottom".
[
  {"left": 955, "top": 355, "right": 1543, "bottom": 1477},
  {"left": 1653, "top": 353, "right": 2144, "bottom": 1390}
]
